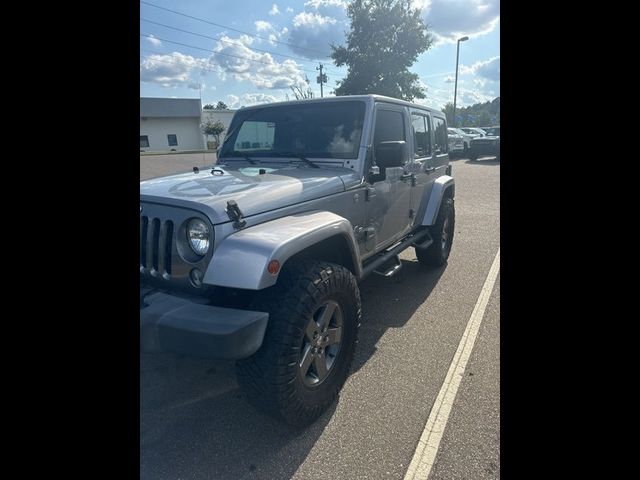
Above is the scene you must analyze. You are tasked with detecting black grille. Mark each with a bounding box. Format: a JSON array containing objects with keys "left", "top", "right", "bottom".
[{"left": 140, "top": 216, "right": 174, "bottom": 277}]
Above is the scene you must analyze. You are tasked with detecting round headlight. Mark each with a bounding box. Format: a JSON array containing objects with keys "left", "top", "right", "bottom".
[{"left": 186, "top": 219, "right": 210, "bottom": 256}]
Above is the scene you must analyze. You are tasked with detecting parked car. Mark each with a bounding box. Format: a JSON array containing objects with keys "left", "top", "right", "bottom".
[
  {"left": 448, "top": 127, "right": 474, "bottom": 154},
  {"left": 447, "top": 128, "right": 465, "bottom": 156},
  {"left": 140, "top": 95, "right": 456, "bottom": 426},
  {"left": 468, "top": 126, "right": 500, "bottom": 161},
  {"left": 459, "top": 127, "right": 486, "bottom": 137}
]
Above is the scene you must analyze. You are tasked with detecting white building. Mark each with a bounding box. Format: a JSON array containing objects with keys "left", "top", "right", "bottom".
[
  {"left": 140, "top": 98, "right": 204, "bottom": 152},
  {"left": 140, "top": 97, "right": 238, "bottom": 152}
]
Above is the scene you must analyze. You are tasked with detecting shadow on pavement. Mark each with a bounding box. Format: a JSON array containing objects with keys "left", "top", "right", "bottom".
[
  {"left": 353, "top": 257, "right": 445, "bottom": 372},
  {"left": 464, "top": 157, "right": 500, "bottom": 166},
  {"left": 140, "top": 256, "right": 445, "bottom": 479}
]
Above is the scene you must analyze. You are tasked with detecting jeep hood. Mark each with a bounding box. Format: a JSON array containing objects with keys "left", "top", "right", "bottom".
[{"left": 140, "top": 163, "right": 359, "bottom": 224}]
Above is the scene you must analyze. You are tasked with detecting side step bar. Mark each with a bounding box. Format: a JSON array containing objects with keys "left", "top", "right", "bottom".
[
  {"left": 373, "top": 255, "right": 402, "bottom": 277},
  {"left": 361, "top": 228, "right": 433, "bottom": 279}
]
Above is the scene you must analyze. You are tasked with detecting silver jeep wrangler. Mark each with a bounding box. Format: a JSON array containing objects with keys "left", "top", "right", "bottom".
[{"left": 140, "top": 95, "right": 455, "bottom": 426}]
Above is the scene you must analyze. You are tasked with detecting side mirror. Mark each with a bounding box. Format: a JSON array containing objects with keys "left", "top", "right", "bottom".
[{"left": 375, "top": 141, "right": 406, "bottom": 168}]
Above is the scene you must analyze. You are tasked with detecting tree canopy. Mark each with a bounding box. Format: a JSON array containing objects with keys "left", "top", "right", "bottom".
[
  {"left": 331, "top": 0, "right": 432, "bottom": 100},
  {"left": 201, "top": 119, "right": 226, "bottom": 145},
  {"left": 203, "top": 101, "right": 229, "bottom": 110},
  {"left": 442, "top": 97, "right": 500, "bottom": 127}
]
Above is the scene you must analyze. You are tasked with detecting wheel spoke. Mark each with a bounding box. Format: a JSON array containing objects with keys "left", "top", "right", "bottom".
[
  {"left": 317, "top": 302, "right": 336, "bottom": 331},
  {"left": 299, "top": 344, "right": 314, "bottom": 374},
  {"left": 313, "top": 352, "right": 328, "bottom": 380},
  {"left": 325, "top": 326, "right": 342, "bottom": 346},
  {"left": 305, "top": 318, "right": 318, "bottom": 342}
]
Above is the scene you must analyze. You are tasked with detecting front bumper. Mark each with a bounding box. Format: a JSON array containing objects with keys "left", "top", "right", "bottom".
[
  {"left": 140, "top": 289, "right": 269, "bottom": 360},
  {"left": 469, "top": 143, "right": 500, "bottom": 156}
]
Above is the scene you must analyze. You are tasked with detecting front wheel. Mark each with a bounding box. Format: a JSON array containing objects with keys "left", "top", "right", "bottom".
[
  {"left": 416, "top": 197, "right": 455, "bottom": 267},
  {"left": 236, "top": 259, "right": 361, "bottom": 427}
]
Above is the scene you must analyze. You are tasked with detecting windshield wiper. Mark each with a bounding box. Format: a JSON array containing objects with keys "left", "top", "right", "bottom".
[{"left": 274, "top": 152, "right": 320, "bottom": 168}]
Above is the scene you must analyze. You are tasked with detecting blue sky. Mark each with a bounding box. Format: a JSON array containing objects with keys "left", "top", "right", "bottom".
[{"left": 140, "top": 0, "right": 500, "bottom": 110}]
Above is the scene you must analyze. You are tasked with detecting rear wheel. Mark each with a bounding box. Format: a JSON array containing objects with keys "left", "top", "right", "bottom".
[
  {"left": 416, "top": 197, "right": 455, "bottom": 267},
  {"left": 236, "top": 259, "right": 361, "bottom": 427}
]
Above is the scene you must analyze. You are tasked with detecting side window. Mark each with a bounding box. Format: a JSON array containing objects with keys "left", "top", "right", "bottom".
[
  {"left": 374, "top": 109, "right": 405, "bottom": 145},
  {"left": 167, "top": 134, "right": 178, "bottom": 147},
  {"left": 411, "top": 114, "right": 431, "bottom": 158},
  {"left": 140, "top": 135, "right": 149, "bottom": 148},
  {"left": 433, "top": 117, "right": 447, "bottom": 154}
]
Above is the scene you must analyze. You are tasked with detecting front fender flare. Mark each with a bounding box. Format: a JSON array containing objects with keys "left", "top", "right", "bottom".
[
  {"left": 203, "top": 211, "right": 361, "bottom": 290},
  {"left": 421, "top": 175, "right": 455, "bottom": 226}
]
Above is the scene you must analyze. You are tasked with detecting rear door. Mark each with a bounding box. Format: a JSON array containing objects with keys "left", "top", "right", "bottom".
[{"left": 408, "top": 110, "right": 436, "bottom": 224}]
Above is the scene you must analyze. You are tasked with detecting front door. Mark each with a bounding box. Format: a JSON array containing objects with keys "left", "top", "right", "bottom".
[{"left": 364, "top": 104, "right": 413, "bottom": 253}]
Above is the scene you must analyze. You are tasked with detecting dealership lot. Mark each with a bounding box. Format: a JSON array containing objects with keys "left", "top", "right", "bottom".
[
  {"left": 140, "top": 156, "right": 500, "bottom": 479},
  {"left": 140, "top": 152, "right": 217, "bottom": 181}
]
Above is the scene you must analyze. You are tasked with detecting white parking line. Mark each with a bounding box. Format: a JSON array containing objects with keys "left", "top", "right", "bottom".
[{"left": 404, "top": 248, "right": 500, "bottom": 480}]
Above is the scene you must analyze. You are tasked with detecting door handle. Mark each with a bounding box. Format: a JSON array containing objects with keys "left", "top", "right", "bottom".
[
  {"left": 400, "top": 172, "right": 413, "bottom": 180},
  {"left": 425, "top": 166, "right": 436, "bottom": 173}
]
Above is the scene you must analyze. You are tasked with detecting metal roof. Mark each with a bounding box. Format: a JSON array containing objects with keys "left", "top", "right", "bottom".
[
  {"left": 140, "top": 97, "right": 202, "bottom": 118},
  {"left": 237, "top": 94, "right": 444, "bottom": 115}
]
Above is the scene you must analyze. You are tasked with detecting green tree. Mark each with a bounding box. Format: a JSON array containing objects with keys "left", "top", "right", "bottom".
[
  {"left": 477, "top": 110, "right": 491, "bottom": 127},
  {"left": 441, "top": 102, "right": 455, "bottom": 125},
  {"left": 331, "top": 0, "right": 432, "bottom": 100},
  {"left": 203, "top": 101, "right": 229, "bottom": 110},
  {"left": 201, "top": 119, "right": 226, "bottom": 148}
]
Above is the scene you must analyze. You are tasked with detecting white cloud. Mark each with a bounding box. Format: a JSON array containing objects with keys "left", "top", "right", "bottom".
[
  {"left": 293, "top": 11, "right": 337, "bottom": 27},
  {"left": 227, "top": 93, "right": 282, "bottom": 108},
  {"left": 146, "top": 34, "right": 162, "bottom": 47},
  {"left": 304, "top": 0, "right": 347, "bottom": 11},
  {"left": 211, "top": 35, "right": 306, "bottom": 89},
  {"left": 187, "top": 81, "right": 204, "bottom": 90},
  {"left": 460, "top": 56, "right": 499, "bottom": 81},
  {"left": 444, "top": 76, "right": 455, "bottom": 83},
  {"left": 269, "top": 4, "right": 280, "bottom": 16},
  {"left": 458, "top": 88, "right": 494, "bottom": 105},
  {"left": 286, "top": 7, "right": 294, "bottom": 13},
  {"left": 255, "top": 20, "right": 274, "bottom": 32},
  {"left": 227, "top": 94, "right": 240, "bottom": 108},
  {"left": 140, "top": 52, "right": 207, "bottom": 88},
  {"left": 420, "top": 0, "right": 500, "bottom": 44},
  {"left": 288, "top": 1, "right": 348, "bottom": 59}
]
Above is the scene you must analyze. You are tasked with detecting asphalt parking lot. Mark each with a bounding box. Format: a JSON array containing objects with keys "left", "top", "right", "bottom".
[
  {"left": 140, "top": 152, "right": 217, "bottom": 181},
  {"left": 140, "top": 155, "right": 500, "bottom": 479}
]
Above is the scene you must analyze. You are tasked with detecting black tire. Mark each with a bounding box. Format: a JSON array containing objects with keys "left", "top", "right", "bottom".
[
  {"left": 416, "top": 197, "right": 455, "bottom": 267},
  {"left": 236, "top": 259, "right": 361, "bottom": 427}
]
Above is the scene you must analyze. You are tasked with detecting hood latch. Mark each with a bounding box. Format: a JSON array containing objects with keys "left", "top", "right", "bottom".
[{"left": 226, "top": 200, "right": 247, "bottom": 229}]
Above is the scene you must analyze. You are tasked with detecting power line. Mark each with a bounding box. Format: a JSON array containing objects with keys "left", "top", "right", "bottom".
[
  {"left": 141, "top": 18, "right": 317, "bottom": 65},
  {"left": 140, "top": 0, "right": 332, "bottom": 58},
  {"left": 140, "top": 53, "right": 320, "bottom": 92},
  {"left": 140, "top": 33, "right": 321, "bottom": 75}
]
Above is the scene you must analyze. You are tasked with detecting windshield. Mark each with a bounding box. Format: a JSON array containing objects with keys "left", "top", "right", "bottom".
[
  {"left": 485, "top": 127, "right": 500, "bottom": 136},
  {"left": 219, "top": 101, "right": 366, "bottom": 160}
]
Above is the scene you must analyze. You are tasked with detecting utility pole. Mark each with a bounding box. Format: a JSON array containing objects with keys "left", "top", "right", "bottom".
[
  {"left": 316, "top": 63, "right": 327, "bottom": 98},
  {"left": 453, "top": 36, "right": 469, "bottom": 127}
]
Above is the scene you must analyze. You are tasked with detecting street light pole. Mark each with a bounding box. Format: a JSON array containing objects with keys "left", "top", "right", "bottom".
[{"left": 453, "top": 36, "right": 469, "bottom": 127}]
